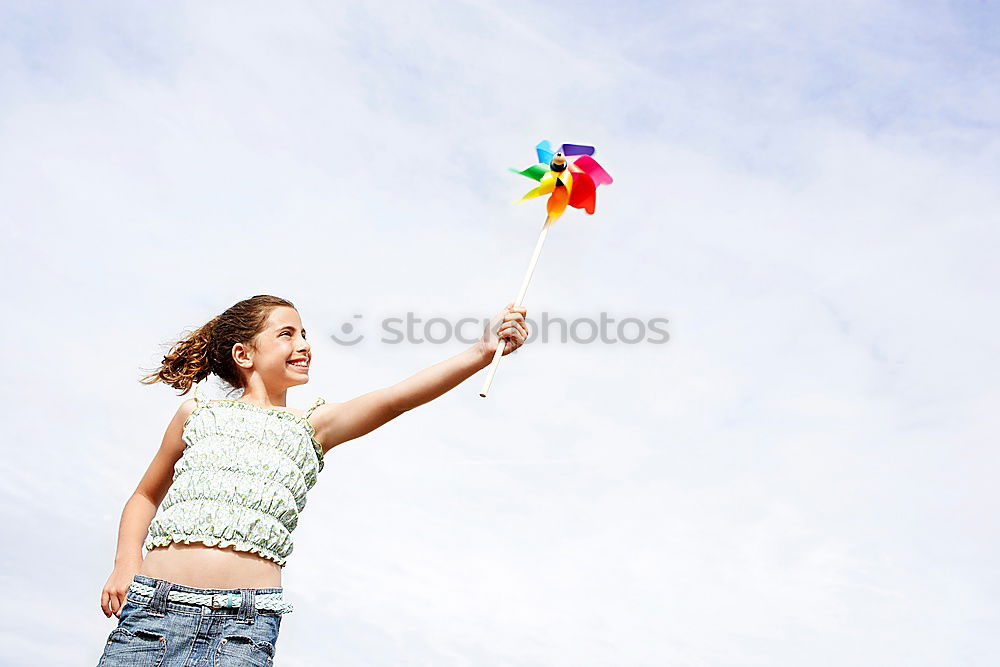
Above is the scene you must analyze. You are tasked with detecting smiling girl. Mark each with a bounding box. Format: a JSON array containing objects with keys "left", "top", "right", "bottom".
[{"left": 96, "top": 294, "right": 528, "bottom": 666}]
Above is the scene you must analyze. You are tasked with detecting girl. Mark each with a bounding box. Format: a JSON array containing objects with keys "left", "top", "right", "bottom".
[{"left": 97, "top": 294, "right": 528, "bottom": 666}]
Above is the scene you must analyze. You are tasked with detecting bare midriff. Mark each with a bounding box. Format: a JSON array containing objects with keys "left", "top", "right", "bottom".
[{"left": 137, "top": 542, "right": 282, "bottom": 589}]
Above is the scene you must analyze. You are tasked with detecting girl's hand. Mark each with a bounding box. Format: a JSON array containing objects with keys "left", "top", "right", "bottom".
[
  {"left": 478, "top": 302, "right": 529, "bottom": 359},
  {"left": 101, "top": 562, "right": 140, "bottom": 619}
]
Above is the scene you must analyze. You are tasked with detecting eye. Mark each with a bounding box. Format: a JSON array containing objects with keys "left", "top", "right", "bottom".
[{"left": 280, "top": 331, "right": 291, "bottom": 337}]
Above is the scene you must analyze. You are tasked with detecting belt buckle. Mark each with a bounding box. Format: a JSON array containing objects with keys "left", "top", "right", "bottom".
[{"left": 210, "top": 592, "right": 240, "bottom": 609}]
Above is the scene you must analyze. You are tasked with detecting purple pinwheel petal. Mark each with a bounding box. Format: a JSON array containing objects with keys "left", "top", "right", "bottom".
[{"left": 560, "top": 143, "right": 595, "bottom": 156}]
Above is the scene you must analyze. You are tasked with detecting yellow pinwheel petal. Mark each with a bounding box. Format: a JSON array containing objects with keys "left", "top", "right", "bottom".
[
  {"left": 561, "top": 170, "right": 573, "bottom": 196},
  {"left": 519, "top": 173, "right": 556, "bottom": 202}
]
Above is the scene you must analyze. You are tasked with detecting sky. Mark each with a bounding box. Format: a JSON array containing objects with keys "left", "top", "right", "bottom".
[{"left": 1, "top": 1, "right": 998, "bottom": 665}]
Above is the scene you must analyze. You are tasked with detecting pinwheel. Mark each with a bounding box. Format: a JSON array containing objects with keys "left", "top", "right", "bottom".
[
  {"left": 480, "top": 140, "right": 613, "bottom": 397},
  {"left": 512, "top": 140, "right": 614, "bottom": 223}
]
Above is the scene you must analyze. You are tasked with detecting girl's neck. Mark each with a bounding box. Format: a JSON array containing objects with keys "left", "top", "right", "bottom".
[{"left": 237, "top": 380, "right": 289, "bottom": 408}]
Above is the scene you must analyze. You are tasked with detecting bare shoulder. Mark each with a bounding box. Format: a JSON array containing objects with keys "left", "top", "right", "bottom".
[
  {"left": 176, "top": 397, "right": 198, "bottom": 423},
  {"left": 304, "top": 400, "right": 340, "bottom": 447},
  {"left": 291, "top": 398, "right": 331, "bottom": 420},
  {"left": 306, "top": 400, "right": 338, "bottom": 422}
]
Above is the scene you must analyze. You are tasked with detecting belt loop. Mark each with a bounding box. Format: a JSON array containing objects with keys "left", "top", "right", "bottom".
[
  {"left": 236, "top": 589, "right": 256, "bottom": 624},
  {"left": 148, "top": 579, "right": 173, "bottom": 617}
]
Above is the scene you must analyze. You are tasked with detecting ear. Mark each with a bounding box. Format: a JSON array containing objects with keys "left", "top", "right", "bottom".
[{"left": 232, "top": 342, "right": 254, "bottom": 369}]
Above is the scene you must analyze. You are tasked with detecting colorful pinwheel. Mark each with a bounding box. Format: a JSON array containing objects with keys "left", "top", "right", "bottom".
[
  {"left": 512, "top": 140, "right": 613, "bottom": 222},
  {"left": 480, "top": 140, "right": 614, "bottom": 398}
]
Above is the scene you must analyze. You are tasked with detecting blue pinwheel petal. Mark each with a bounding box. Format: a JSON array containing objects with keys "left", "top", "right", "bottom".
[{"left": 536, "top": 140, "right": 555, "bottom": 165}]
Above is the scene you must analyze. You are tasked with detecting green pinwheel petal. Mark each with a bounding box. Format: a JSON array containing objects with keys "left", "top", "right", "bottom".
[{"left": 510, "top": 164, "right": 548, "bottom": 182}]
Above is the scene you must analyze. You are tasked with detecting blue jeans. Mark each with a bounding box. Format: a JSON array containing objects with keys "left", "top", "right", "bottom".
[{"left": 96, "top": 574, "right": 285, "bottom": 666}]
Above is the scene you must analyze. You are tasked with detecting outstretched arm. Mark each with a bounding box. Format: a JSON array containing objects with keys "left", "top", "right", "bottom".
[{"left": 310, "top": 303, "right": 528, "bottom": 451}]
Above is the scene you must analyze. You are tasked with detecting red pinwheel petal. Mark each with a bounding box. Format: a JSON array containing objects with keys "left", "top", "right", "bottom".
[{"left": 568, "top": 171, "right": 596, "bottom": 211}]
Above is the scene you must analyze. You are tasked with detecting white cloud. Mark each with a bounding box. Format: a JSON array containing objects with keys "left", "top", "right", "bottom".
[{"left": 0, "top": 1, "right": 997, "bottom": 665}]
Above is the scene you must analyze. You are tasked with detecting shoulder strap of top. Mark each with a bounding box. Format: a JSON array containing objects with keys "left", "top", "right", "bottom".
[
  {"left": 192, "top": 383, "right": 206, "bottom": 408},
  {"left": 304, "top": 397, "right": 326, "bottom": 420}
]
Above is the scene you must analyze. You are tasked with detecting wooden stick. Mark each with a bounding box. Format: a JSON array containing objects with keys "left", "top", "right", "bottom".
[{"left": 479, "top": 216, "right": 554, "bottom": 398}]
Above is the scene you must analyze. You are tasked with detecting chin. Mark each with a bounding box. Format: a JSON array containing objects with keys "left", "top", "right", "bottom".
[{"left": 289, "top": 373, "right": 310, "bottom": 386}]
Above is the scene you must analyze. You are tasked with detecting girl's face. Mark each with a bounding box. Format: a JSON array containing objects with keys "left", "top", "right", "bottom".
[{"left": 241, "top": 306, "right": 311, "bottom": 388}]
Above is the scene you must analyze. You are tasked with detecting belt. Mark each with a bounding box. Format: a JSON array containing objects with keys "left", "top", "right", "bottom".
[{"left": 128, "top": 581, "right": 294, "bottom": 614}]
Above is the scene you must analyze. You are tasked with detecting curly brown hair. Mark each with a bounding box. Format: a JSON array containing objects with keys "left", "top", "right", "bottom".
[{"left": 140, "top": 295, "right": 297, "bottom": 394}]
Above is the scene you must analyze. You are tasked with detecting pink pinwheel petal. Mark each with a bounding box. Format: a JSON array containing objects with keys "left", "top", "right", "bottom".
[{"left": 572, "top": 155, "right": 613, "bottom": 186}]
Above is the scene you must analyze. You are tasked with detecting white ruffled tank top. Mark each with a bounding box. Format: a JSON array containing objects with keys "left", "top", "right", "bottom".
[{"left": 143, "top": 383, "right": 326, "bottom": 567}]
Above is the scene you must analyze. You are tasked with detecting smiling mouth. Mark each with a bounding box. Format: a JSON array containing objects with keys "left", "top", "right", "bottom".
[{"left": 287, "top": 360, "right": 310, "bottom": 371}]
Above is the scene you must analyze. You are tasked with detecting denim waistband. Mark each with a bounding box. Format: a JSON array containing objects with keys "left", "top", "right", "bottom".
[
  {"left": 132, "top": 573, "right": 283, "bottom": 595},
  {"left": 128, "top": 574, "right": 291, "bottom": 617}
]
